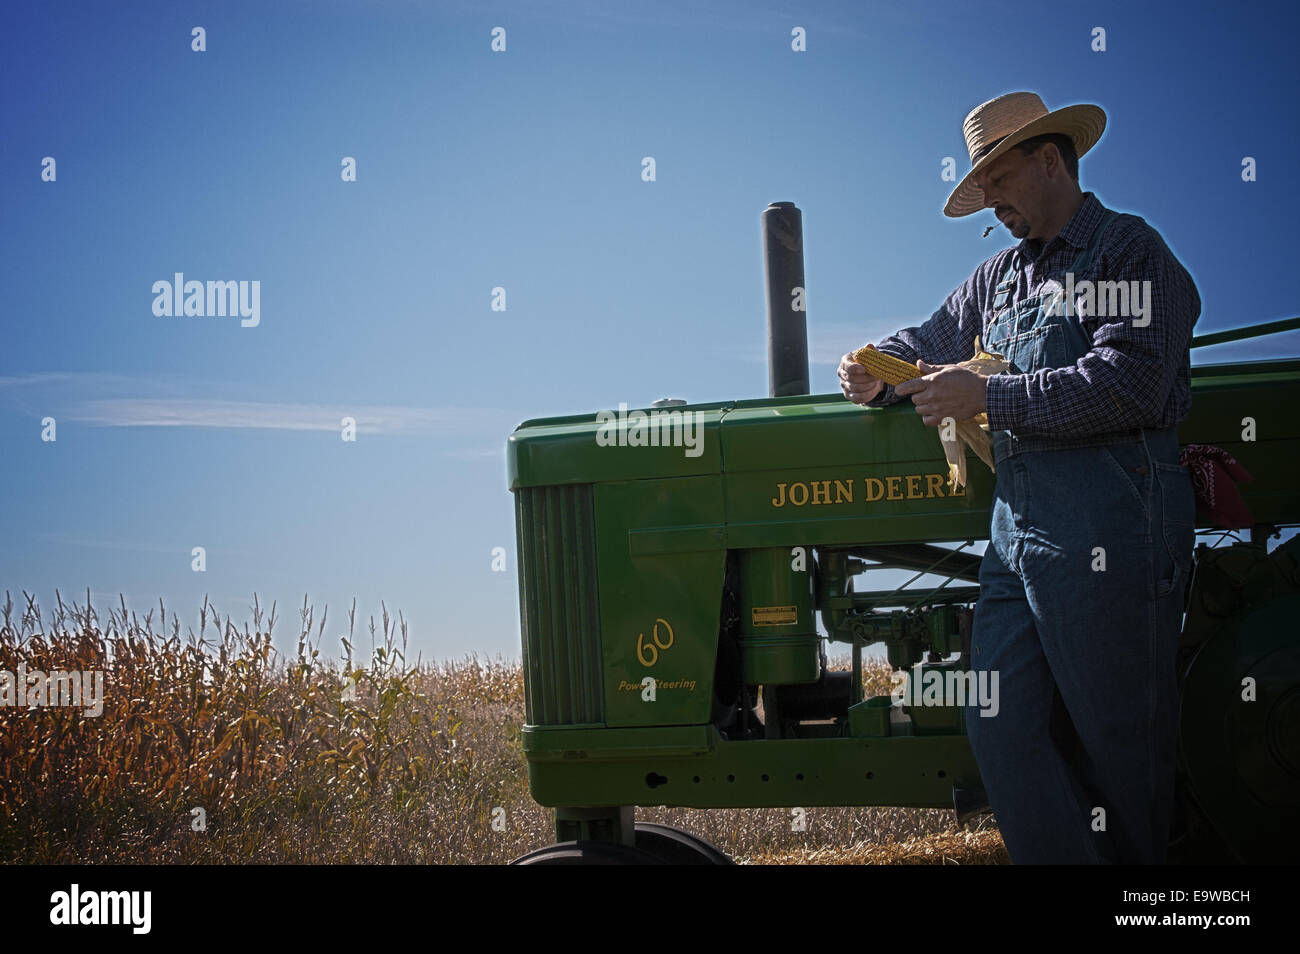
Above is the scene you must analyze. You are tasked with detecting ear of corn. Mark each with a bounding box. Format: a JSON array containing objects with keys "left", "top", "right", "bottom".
[
  {"left": 852, "top": 337, "right": 1010, "bottom": 494},
  {"left": 851, "top": 346, "right": 922, "bottom": 386}
]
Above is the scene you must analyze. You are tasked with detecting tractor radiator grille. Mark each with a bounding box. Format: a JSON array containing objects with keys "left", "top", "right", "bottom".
[{"left": 514, "top": 484, "right": 604, "bottom": 725}]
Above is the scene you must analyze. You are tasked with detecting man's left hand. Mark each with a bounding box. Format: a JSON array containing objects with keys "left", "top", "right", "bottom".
[{"left": 894, "top": 361, "right": 990, "bottom": 426}]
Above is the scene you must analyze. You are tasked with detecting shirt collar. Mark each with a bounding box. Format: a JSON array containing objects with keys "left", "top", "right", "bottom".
[{"left": 1018, "top": 192, "right": 1106, "bottom": 262}]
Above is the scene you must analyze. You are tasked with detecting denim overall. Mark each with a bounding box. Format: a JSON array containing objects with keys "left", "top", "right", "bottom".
[{"left": 965, "top": 212, "right": 1197, "bottom": 864}]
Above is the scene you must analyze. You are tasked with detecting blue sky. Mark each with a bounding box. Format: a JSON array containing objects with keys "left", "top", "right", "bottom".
[{"left": 3, "top": 0, "right": 1297, "bottom": 664}]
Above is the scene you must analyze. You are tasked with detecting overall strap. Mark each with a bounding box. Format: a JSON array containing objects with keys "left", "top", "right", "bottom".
[{"left": 992, "top": 255, "right": 1019, "bottom": 311}]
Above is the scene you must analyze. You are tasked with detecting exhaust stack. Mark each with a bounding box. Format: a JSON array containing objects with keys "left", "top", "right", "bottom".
[{"left": 762, "top": 201, "right": 809, "bottom": 398}]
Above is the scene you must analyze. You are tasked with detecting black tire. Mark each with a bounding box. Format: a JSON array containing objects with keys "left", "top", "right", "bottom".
[
  {"left": 634, "top": 822, "right": 735, "bottom": 865},
  {"left": 509, "top": 839, "right": 668, "bottom": 865}
]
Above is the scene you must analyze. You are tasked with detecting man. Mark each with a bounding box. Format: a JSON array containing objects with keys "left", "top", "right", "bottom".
[{"left": 838, "top": 91, "right": 1199, "bottom": 864}]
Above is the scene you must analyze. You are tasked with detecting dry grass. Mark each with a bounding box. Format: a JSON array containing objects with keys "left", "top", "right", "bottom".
[
  {"left": 0, "top": 591, "right": 1003, "bottom": 865},
  {"left": 743, "top": 828, "right": 1008, "bottom": 865}
]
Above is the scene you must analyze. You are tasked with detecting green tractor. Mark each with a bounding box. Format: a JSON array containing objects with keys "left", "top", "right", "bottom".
[{"left": 505, "top": 203, "right": 1300, "bottom": 865}]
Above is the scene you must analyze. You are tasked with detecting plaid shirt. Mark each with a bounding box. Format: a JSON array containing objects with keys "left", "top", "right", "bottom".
[{"left": 866, "top": 192, "right": 1201, "bottom": 450}]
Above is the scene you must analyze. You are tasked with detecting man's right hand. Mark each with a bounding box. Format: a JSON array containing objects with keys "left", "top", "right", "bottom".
[{"left": 839, "top": 346, "right": 885, "bottom": 405}]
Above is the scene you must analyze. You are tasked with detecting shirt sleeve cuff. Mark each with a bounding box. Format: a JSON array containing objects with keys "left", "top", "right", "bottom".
[
  {"left": 983, "top": 373, "right": 1026, "bottom": 430},
  {"left": 865, "top": 382, "right": 898, "bottom": 406}
]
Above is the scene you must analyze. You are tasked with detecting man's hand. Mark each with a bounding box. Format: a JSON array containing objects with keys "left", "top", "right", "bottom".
[
  {"left": 895, "top": 361, "right": 989, "bottom": 426},
  {"left": 838, "top": 346, "right": 885, "bottom": 405}
]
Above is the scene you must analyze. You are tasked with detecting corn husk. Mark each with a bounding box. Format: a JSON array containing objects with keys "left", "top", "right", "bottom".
[
  {"left": 940, "top": 337, "right": 1007, "bottom": 492},
  {"left": 851, "top": 338, "right": 1008, "bottom": 493}
]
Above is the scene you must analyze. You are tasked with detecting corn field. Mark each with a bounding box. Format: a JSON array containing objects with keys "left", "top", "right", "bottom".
[{"left": 0, "top": 591, "right": 1005, "bottom": 864}]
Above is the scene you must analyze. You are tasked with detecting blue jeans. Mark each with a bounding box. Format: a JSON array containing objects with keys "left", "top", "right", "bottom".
[{"left": 965, "top": 427, "right": 1195, "bottom": 863}]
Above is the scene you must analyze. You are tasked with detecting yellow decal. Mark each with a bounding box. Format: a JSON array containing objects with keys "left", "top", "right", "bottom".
[
  {"left": 618, "top": 679, "right": 696, "bottom": 692},
  {"left": 770, "top": 473, "right": 964, "bottom": 508},
  {"left": 636, "top": 617, "right": 674, "bottom": 667},
  {"left": 752, "top": 605, "right": 798, "bottom": 626}
]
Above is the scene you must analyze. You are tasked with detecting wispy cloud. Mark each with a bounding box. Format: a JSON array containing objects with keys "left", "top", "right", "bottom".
[
  {"left": 35, "top": 532, "right": 252, "bottom": 557},
  {"left": 0, "top": 372, "right": 141, "bottom": 389},
  {"left": 0, "top": 371, "right": 519, "bottom": 438},
  {"left": 66, "top": 398, "right": 509, "bottom": 437}
]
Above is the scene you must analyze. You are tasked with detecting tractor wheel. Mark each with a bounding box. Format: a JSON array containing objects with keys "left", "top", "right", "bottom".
[
  {"left": 509, "top": 840, "right": 667, "bottom": 865},
  {"left": 634, "top": 822, "right": 735, "bottom": 865}
]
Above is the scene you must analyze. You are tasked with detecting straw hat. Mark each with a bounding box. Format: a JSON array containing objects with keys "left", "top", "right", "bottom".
[{"left": 944, "top": 92, "right": 1106, "bottom": 217}]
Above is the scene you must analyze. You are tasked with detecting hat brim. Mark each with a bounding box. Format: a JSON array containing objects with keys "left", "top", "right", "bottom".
[{"left": 943, "top": 104, "right": 1107, "bottom": 218}]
